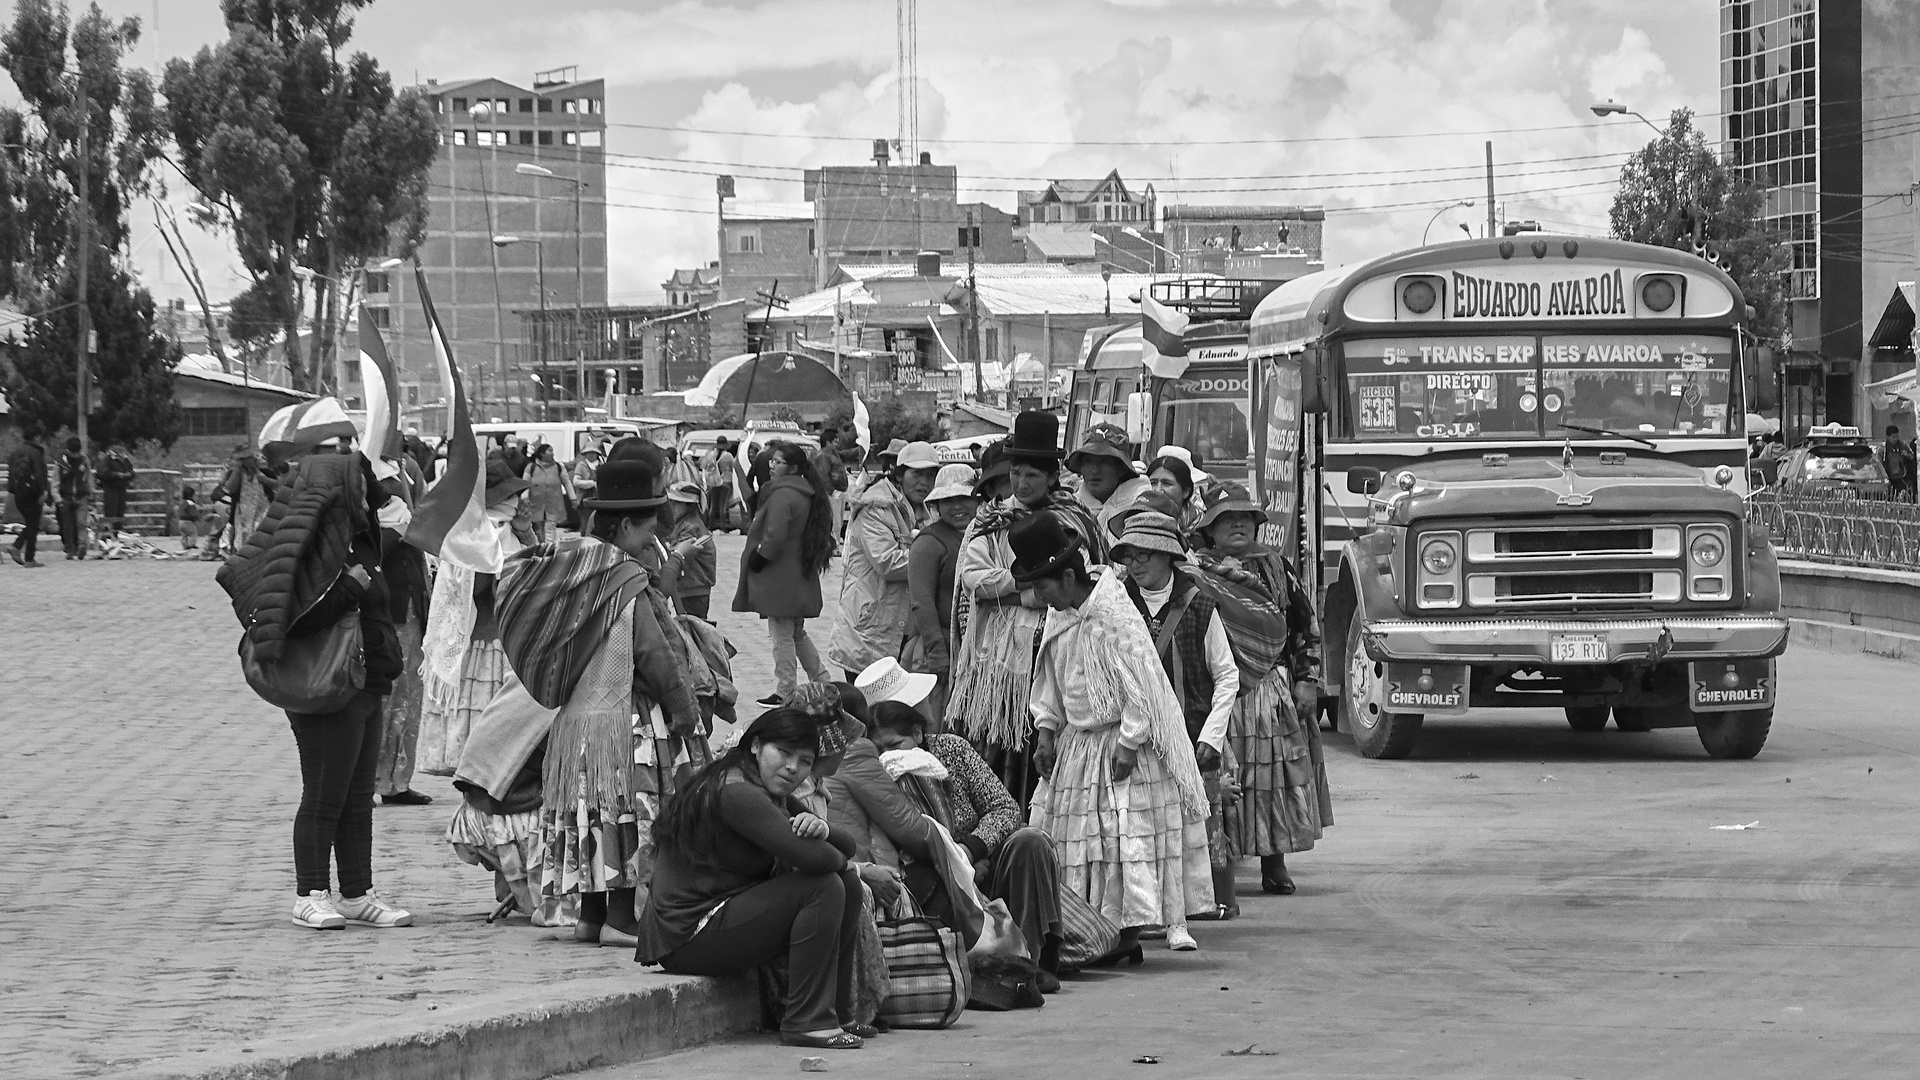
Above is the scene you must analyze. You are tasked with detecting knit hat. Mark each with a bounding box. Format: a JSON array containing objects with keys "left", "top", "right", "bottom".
[
  {"left": 926, "top": 463, "right": 978, "bottom": 503},
  {"left": 1110, "top": 510, "right": 1185, "bottom": 560},
  {"left": 1009, "top": 510, "right": 1084, "bottom": 583}
]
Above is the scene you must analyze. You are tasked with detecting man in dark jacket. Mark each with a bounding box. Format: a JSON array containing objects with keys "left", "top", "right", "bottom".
[
  {"left": 55, "top": 437, "right": 93, "bottom": 559},
  {"left": 96, "top": 442, "right": 135, "bottom": 536},
  {"left": 7, "top": 436, "right": 51, "bottom": 567}
]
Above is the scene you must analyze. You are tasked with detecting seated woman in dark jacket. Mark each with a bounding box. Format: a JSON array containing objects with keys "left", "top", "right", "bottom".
[{"left": 636, "top": 708, "right": 866, "bottom": 1050}]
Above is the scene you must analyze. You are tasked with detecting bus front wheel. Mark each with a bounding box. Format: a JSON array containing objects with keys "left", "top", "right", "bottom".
[{"left": 1342, "top": 618, "right": 1423, "bottom": 759}]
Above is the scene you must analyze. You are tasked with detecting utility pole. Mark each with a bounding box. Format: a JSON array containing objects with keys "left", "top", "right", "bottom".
[
  {"left": 1484, "top": 141, "right": 1496, "bottom": 239},
  {"left": 966, "top": 208, "right": 982, "bottom": 406},
  {"left": 75, "top": 80, "right": 90, "bottom": 450}
]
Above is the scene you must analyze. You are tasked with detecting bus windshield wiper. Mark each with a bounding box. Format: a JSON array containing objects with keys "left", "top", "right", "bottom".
[{"left": 1559, "top": 422, "right": 1658, "bottom": 449}]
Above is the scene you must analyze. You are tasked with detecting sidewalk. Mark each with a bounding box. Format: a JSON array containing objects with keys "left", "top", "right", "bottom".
[{"left": 0, "top": 536, "right": 823, "bottom": 1079}]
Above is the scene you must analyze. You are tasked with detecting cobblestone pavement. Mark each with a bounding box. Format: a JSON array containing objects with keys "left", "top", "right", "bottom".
[{"left": 0, "top": 534, "right": 832, "bottom": 1078}]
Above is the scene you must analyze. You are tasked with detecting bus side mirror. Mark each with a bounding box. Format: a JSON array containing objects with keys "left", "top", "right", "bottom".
[
  {"left": 1125, "top": 391, "right": 1154, "bottom": 445},
  {"left": 1347, "top": 466, "right": 1383, "bottom": 495},
  {"left": 1301, "top": 351, "right": 1327, "bottom": 415}
]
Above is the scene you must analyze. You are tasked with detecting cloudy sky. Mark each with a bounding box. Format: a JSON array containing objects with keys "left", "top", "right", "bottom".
[{"left": 49, "top": 0, "right": 1717, "bottom": 306}]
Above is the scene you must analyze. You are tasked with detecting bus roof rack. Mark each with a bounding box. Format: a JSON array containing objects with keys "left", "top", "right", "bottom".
[{"left": 1147, "top": 278, "right": 1283, "bottom": 320}]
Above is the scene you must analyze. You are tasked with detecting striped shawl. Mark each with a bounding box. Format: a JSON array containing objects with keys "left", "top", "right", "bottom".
[{"left": 495, "top": 537, "right": 648, "bottom": 709}]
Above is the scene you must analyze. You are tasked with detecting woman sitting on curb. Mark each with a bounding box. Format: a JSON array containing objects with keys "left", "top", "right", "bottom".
[{"left": 636, "top": 708, "right": 867, "bottom": 1050}]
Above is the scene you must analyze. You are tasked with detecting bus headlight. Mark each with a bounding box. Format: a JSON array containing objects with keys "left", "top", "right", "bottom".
[
  {"left": 1403, "top": 279, "right": 1437, "bottom": 314},
  {"left": 1415, "top": 530, "right": 1462, "bottom": 609},
  {"left": 1641, "top": 277, "right": 1676, "bottom": 312},
  {"left": 1688, "top": 531, "right": 1725, "bottom": 567},
  {"left": 1421, "top": 538, "right": 1458, "bottom": 575}
]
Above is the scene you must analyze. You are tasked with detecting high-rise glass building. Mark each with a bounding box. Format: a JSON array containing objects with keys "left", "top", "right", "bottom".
[{"left": 1719, "top": 0, "right": 1918, "bottom": 435}]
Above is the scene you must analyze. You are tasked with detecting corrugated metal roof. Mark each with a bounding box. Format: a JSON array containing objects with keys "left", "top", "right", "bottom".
[
  {"left": 968, "top": 272, "right": 1162, "bottom": 316},
  {"left": 1025, "top": 230, "right": 1098, "bottom": 260},
  {"left": 1164, "top": 204, "right": 1326, "bottom": 221}
]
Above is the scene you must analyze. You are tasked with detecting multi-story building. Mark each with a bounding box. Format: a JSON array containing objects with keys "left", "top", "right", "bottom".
[
  {"left": 1018, "top": 171, "right": 1156, "bottom": 225},
  {"left": 1719, "top": 0, "right": 1920, "bottom": 434},
  {"left": 1161, "top": 205, "right": 1326, "bottom": 279},
  {"left": 663, "top": 264, "right": 722, "bottom": 307},
  {"left": 518, "top": 301, "right": 749, "bottom": 418},
  {"left": 716, "top": 143, "right": 1021, "bottom": 304},
  {"left": 363, "top": 67, "right": 609, "bottom": 426}
]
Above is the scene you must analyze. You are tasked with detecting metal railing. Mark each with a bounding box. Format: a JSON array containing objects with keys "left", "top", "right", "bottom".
[{"left": 1748, "top": 492, "right": 1920, "bottom": 572}]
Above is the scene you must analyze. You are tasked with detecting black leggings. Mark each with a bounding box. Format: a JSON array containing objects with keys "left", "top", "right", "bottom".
[
  {"left": 287, "top": 691, "right": 384, "bottom": 897},
  {"left": 659, "top": 869, "right": 862, "bottom": 1033}
]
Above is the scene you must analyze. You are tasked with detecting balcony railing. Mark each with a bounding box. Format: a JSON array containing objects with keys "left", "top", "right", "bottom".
[{"left": 1747, "top": 493, "right": 1920, "bottom": 571}]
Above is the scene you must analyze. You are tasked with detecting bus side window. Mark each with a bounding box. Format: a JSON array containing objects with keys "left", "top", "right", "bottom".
[{"left": 1114, "top": 378, "right": 1135, "bottom": 403}]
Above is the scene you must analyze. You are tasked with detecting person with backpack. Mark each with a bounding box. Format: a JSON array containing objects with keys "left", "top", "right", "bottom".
[
  {"left": 7, "top": 436, "right": 52, "bottom": 567},
  {"left": 54, "top": 437, "right": 93, "bottom": 560}
]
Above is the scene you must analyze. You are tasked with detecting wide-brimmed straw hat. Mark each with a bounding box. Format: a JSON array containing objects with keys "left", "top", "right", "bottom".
[
  {"left": 1009, "top": 510, "right": 1084, "bottom": 583},
  {"left": 1111, "top": 511, "right": 1186, "bottom": 560},
  {"left": 1194, "top": 481, "right": 1272, "bottom": 530},
  {"left": 854, "top": 657, "right": 937, "bottom": 707},
  {"left": 926, "top": 463, "right": 978, "bottom": 503}
]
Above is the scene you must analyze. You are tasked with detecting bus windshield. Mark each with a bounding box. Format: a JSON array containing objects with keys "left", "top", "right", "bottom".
[{"left": 1342, "top": 333, "right": 1736, "bottom": 442}]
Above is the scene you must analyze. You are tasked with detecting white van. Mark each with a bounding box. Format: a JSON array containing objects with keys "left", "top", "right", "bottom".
[{"left": 471, "top": 420, "right": 666, "bottom": 465}]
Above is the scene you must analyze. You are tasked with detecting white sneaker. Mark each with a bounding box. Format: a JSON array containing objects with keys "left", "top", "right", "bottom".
[
  {"left": 335, "top": 891, "right": 414, "bottom": 927},
  {"left": 1166, "top": 925, "right": 1199, "bottom": 952},
  {"left": 292, "top": 890, "right": 346, "bottom": 930}
]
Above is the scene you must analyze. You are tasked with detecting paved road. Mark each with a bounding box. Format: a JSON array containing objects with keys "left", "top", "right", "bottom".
[
  {"left": 5, "top": 541, "right": 1918, "bottom": 1078},
  {"left": 587, "top": 642, "right": 1920, "bottom": 1078},
  {"left": 0, "top": 534, "right": 824, "bottom": 1078}
]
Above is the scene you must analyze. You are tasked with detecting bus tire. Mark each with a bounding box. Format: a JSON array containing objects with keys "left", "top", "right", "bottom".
[
  {"left": 1696, "top": 709, "right": 1773, "bottom": 759},
  {"left": 1341, "top": 618, "right": 1423, "bottom": 759},
  {"left": 1564, "top": 706, "right": 1611, "bottom": 732}
]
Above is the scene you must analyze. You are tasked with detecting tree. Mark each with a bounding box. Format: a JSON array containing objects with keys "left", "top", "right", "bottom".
[
  {"left": 866, "top": 395, "right": 941, "bottom": 448},
  {"left": 163, "top": 0, "right": 438, "bottom": 394},
  {"left": 1609, "top": 108, "right": 1790, "bottom": 346},
  {"left": 0, "top": 0, "right": 180, "bottom": 447}
]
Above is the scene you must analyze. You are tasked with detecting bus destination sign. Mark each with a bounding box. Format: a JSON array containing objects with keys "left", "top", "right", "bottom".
[{"left": 1452, "top": 268, "right": 1628, "bottom": 319}]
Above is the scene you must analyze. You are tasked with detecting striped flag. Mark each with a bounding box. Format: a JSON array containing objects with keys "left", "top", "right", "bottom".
[
  {"left": 403, "top": 267, "right": 500, "bottom": 572},
  {"left": 1140, "top": 293, "right": 1192, "bottom": 378},
  {"left": 259, "top": 397, "right": 359, "bottom": 455},
  {"left": 357, "top": 304, "right": 401, "bottom": 481}
]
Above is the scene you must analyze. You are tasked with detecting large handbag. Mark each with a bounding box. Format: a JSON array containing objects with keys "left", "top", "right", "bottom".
[
  {"left": 876, "top": 906, "right": 971, "bottom": 1030},
  {"left": 239, "top": 611, "right": 366, "bottom": 713}
]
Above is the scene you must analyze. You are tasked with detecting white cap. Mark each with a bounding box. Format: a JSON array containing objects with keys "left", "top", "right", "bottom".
[{"left": 896, "top": 441, "right": 941, "bottom": 470}]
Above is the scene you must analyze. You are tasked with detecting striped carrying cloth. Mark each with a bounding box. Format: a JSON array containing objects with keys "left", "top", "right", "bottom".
[{"left": 495, "top": 538, "right": 647, "bottom": 710}]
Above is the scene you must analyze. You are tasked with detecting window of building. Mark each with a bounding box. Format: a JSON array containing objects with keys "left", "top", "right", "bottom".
[
  {"left": 737, "top": 231, "right": 759, "bottom": 253},
  {"left": 579, "top": 130, "right": 602, "bottom": 148},
  {"left": 1076, "top": 206, "right": 1094, "bottom": 222},
  {"left": 538, "top": 130, "right": 553, "bottom": 146},
  {"left": 495, "top": 98, "right": 510, "bottom": 114},
  {"left": 809, "top": 228, "right": 817, "bottom": 255},
  {"left": 563, "top": 130, "right": 577, "bottom": 145},
  {"left": 432, "top": 96, "right": 444, "bottom": 114},
  {"left": 585, "top": 98, "right": 603, "bottom": 115},
  {"left": 451, "top": 97, "right": 467, "bottom": 112},
  {"left": 537, "top": 97, "right": 553, "bottom": 113},
  {"left": 406, "top": 385, "right": 421, "bottom": 407},
  {"left": 518, "top": 98, "right": 534, "bottom": 113},
  {"left": 366, "top": 307, "right": 391, "bottom": 329},
  {"left": 182, "top": 408, "right": 249, "bottom": 437},
  {"left": 364, "top": 272, "right": 389, "bottom": 294},
  {"left": 562, "top": 98, "right": 578, "bottom": 113},
  {"left": 453, "top": 129, "right": 470, "bottom": 146},
  {"left": 984, "top": 327, "right": 1000, "bottom": 362}
]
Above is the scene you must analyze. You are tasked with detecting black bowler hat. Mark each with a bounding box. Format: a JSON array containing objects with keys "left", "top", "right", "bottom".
[
  {"left": 1009, "top": 510, "right": 1084, "bottom": 583},
  {"left": 1002, "top": 411, "right": 1064, "bottom": 462},
  {"left": 584, "top": 458, "right": 666, "bottom": 510}
]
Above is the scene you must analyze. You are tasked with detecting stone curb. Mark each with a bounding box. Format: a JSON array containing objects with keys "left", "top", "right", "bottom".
[
  {"left": 116, "top": 973, "right": 762, "bottom": 1080},
  {"left": 1790, "top": 617, "right": 1920, "bottom": 666}
]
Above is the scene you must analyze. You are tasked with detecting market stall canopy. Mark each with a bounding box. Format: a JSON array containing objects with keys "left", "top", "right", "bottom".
[
  {"left": 1865, "top": 368, "right": 1920, "bottom": 408},
  {"left": 683, "top": 351, "right": 851, "bottom": 410}
]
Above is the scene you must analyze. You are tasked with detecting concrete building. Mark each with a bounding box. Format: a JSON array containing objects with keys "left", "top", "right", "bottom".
[
  {"left": 172, "top": 356, "right": 313, "bottom": 464},
  {"left": 716, "top": 143, "right": 1021, "bottom": 303},
  {"left": 1161, "top": 205, "right": 1326, "bottom": 278},
  {"left": 1719, "top": 0, "right": 1920, "bottom": 435},
  {"left": 663, "top": 265, "right": 722, "bottom": 307},
  {"left": 518, "top": 301, "right": 749, "bottom": 416},
  {"left": 369, "top": 67, "right": 609, "bottom": 423}
]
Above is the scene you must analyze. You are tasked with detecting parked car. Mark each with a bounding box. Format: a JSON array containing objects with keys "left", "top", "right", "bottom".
[{"left": 1777, "top": 424, "right": 1891, "bottom": 499}]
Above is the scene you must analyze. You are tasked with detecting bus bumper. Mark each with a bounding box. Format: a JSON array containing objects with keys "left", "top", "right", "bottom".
[{"left": 1360, "top": 615, "right": 1791, "bottom": 665}]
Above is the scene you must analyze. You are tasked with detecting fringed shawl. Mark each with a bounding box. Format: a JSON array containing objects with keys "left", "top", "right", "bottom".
[
  {"left": 542, "top": 599, "right": 637, "bottom": 822},
  {"left": 1039, "top": 569, "right": 1210, "bottom": 823},
  {"left": 496, "top": 537, "right": 648, "bottom": 709}
]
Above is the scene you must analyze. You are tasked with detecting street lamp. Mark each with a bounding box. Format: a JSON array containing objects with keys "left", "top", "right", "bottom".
[
  {"left": 517, "top": 161, "right": 590, "bottom": 414},
  {"left": 1424, "top": 200, "right": 1477, "bottom": 244},
  {"left": 1589, "top": 100, "right": 1665, "bottom": 135},
  {"left": 1119, "top": 226, "right": 1183, "bottom": 271},
  {"left": 493, "top": 234, "right": 550, "bottom": 419}
]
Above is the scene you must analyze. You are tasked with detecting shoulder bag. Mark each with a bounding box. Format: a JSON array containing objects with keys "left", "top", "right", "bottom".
[
  {"left": 876, "top": 893, "right": 971, "bottom": 1029},
  {"left": 239, "top": 611, "right": 366, "bottom": 714}
]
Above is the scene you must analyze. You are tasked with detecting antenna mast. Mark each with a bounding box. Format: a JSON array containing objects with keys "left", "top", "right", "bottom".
[{"left": 896, "top": 0, "right": 918, "bottom": 158}]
